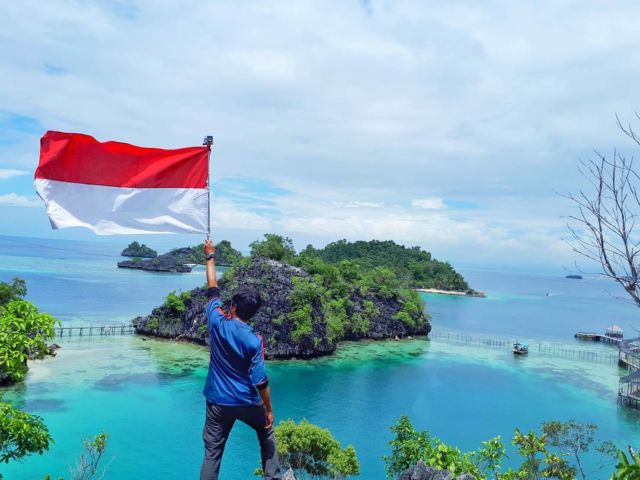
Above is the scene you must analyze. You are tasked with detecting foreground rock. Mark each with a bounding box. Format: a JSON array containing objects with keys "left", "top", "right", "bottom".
[
  {"left": 134, "top": 257, "right": 431, "bottom": 358},
  {"left": 399, "top": 461, "right": 475, "bottom": 480},
  {"left": 118, "top": 247, "right": 199, "bottom": 273}
]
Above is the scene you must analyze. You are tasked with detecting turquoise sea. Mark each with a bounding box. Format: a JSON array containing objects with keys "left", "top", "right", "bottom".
[{"left": 1, "top": 235, "right": 639, "bottom": 480}]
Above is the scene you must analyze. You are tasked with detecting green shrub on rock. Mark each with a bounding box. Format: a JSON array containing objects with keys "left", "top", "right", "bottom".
[
  {"left": 256, "top": 419, "right": 360, "bottom": 479},
  {"left": 163, "top": 291, "right": 187, "bottom": 315}
]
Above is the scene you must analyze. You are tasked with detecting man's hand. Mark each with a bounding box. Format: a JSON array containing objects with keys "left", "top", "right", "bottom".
[
  {"left": 204, "top": 239, "right": 217, "bottom": 288},
  {"left": 265, "top": 409, "right": 274, "bottom": 429},
  {"left": 204, "top": 239, "right": 215, "bottom": 256}
]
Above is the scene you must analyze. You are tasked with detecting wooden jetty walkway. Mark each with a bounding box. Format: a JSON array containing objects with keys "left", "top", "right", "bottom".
[
  {"left": 574, "top": 332, "right": 622, "bottom": 345},
  {"left": 429, "top": 330, "right": 620, "bottom": 365},
  {"left": 55, "top": 324, "right": 136, "bottom": 337},
  {"left": 575, "top": 325, "right": 624, "bottom": 346}
]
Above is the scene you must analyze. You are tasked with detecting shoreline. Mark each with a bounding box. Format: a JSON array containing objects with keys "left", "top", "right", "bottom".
[{"left": 416, "top": 288, "right": 486, "bottom": 297}]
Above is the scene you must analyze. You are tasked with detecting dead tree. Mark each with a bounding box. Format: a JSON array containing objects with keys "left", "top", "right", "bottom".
[{"left": 566, "top": 116, "right": 640, "bottom": 309}]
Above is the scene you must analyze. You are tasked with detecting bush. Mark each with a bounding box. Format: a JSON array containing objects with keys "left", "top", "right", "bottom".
[
  {"left": 289, "top": 278, "right": 322, "bottom": 341},
  {"left": 163, "top": 291, "right": 187, "bottom": 315},
  {"left": 257, "top": 419, "right": 360, "bottom": 479},
  {"left": 0, "top": 300, "right": 58, "bottom": 383},
  {"left": 0, "top": 400, "right": 51, "bottom": 464},
  {"left": 384, "top": 417, "right": 623, "bottom": 480}
]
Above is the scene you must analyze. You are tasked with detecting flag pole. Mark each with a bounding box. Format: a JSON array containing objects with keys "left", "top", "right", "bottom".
[{"left": 203, "top": 135, "right": 213, "bottom": 240}]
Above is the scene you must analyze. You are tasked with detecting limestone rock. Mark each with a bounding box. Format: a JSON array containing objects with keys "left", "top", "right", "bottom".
[{"left": 134, "top": 257, "right": 431, "bottom": 359}]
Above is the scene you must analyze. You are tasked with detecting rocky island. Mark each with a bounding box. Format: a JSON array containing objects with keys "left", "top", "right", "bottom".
[
  {"left": 117, "top": 240, "right": 242, "bottom": 273},
  {"left": 120, "top": 241, "right": 157, "bottom": 258},
  {"left": 133, "top": 235, "right": 475, "bottom": 358}
]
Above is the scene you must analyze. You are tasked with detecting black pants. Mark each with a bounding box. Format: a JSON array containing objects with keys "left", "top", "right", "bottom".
[{"left": 200, "top": 402, "right": 281, "bottom": 480}]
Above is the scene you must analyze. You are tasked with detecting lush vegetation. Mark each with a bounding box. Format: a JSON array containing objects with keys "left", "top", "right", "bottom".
[
  {"left": 246, "top": 235, "right": 429, "bottom": 343},
  {"left": 0, "top": 278, "right": 55, "bottom": 475},
  {"left": 0, "top": 401, "right": 51, "bottom": 466},
  {"left": 215, "top": 240, "right": 243, "bottom": 265},
  {"left": 163, "top": 290, "right": 191, "bottom": 316},
  {"left": 250, "top": 234, "right": 295, "bottom": 262},
  {"left": 121, "top": 241, "right": 157, "bottom": 258},
  {"left": 306, "top": 239, "right": 469, "bottom": 291},
  {"left": 0, "top": 278, "right": 58, "bottom": 384},
  {"left": 384, "top": 416, "right": 504, "bottom": 479},
  {"left": 384, "top": 416, "right": 620, "bottom": 480},
  {"left": 0, "top": 278, "right": 109, "bottom": 480},
  {"left": 256, "top": 419, "right": 360, "bottom": 479}
]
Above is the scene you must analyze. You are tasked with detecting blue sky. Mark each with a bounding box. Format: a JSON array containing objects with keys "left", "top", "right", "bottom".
[{"left": 2, "top": 1, "right": 640, "bottom": 269}]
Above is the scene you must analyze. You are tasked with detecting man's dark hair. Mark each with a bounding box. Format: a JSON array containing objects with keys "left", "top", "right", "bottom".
[{"left": 231, "top": 287, "right": 262, "bottom": 321}]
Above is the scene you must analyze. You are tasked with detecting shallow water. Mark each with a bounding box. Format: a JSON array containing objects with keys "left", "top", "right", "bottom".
[{"left": 0, "top": 235, "right": 639, "bottom": 480}]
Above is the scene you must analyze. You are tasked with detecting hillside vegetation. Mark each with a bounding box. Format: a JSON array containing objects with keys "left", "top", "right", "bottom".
[{"left": 304, "top": 239, "right": 469, "bottom": 292}]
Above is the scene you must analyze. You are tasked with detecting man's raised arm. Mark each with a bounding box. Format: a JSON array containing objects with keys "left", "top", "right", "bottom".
[{"left": 204, "top": 239, "right": 217, "bottom": 288}]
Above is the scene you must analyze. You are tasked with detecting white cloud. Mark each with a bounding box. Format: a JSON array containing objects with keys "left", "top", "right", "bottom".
[
  {"left": 0, "top": 168, "right": 29, "bottom": 180},
  {"left": 412, "top": 198, "right": 447, "bottom": 210},
  {"left": 0, "top": 193, "right": 41, "bottom": 207},
  {"left": 212, "top": 198, "right": 274, "bottom": 231},
  {"left": 332, "top": 200, "right": 384, "bottom": 209},
  {"left": 0, "top": 0, "right": 638, "bottom": 266}
]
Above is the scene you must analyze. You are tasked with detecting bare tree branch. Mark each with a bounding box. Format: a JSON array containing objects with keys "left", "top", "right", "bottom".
[{"left": 565, "top": 119, "right": 640, "bottom": 311}]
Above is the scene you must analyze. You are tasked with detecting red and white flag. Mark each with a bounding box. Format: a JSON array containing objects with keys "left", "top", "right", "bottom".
[{"left": 34, "top": 131, "right": 210, "bottom": 235}]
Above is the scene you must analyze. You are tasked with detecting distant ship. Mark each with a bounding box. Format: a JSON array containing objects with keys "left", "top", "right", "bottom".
[{"left": 565, "top": 274, "right": 582, "bottom": 280}]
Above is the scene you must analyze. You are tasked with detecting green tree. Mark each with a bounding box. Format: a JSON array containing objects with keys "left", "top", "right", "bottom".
[
  {"left": 215, "top": 240, "right": 242, "bottom": 265},
  {"left": 384, "top": 416, "right": 494, "bottom": 478},
  {"left": 250, "top": 234, "right": 296, "bottom": 262},
  {"left": 507, "top": 429, "right": 575, "bottom": 480},
  {"left": 541, "top": 420, "right": 617, "bottom": 480},
  {"left": 0, "top": 278, "right": 27, "bottom": 307},
  {"left": 0, "top": 299, "right": 58, "bottom": 384},
  {"left": 289, "top": 278, "right": 322, "bottom": 342},
  {"left": 0, "top": 400, "right": 51, "bottom": 465},
  {"left": 261, "top": 419, "right": 360, "bottom": 479}
]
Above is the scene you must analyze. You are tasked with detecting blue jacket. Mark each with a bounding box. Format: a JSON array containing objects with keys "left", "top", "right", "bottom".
[{"left": 202, "top": 288, "right": 268, "bottom": 405}]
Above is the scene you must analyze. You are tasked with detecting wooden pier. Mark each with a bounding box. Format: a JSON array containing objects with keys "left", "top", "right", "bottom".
[
  {"left": 429, "top": 331, "right": 619, "bottom": 365},
  {"left": 574, "top": 332, "right": 622, "bottom": 345},
  {"left": 55, "top": 324, "right": 135, "bottom": 337}
]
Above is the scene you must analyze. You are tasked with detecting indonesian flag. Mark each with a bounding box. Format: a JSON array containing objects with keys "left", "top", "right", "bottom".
[{"left": 34, "top": 131, "right": 210, "bottom": 235}]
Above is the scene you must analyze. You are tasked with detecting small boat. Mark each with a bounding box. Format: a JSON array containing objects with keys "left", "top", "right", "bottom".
[{"left": 513, "top": 342, "right": 529, "bottom": 355}]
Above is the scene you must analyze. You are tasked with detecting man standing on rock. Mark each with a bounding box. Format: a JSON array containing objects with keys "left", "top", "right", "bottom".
[{"left": 200, "top": 239, "right": 281, "bottom": 480}]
